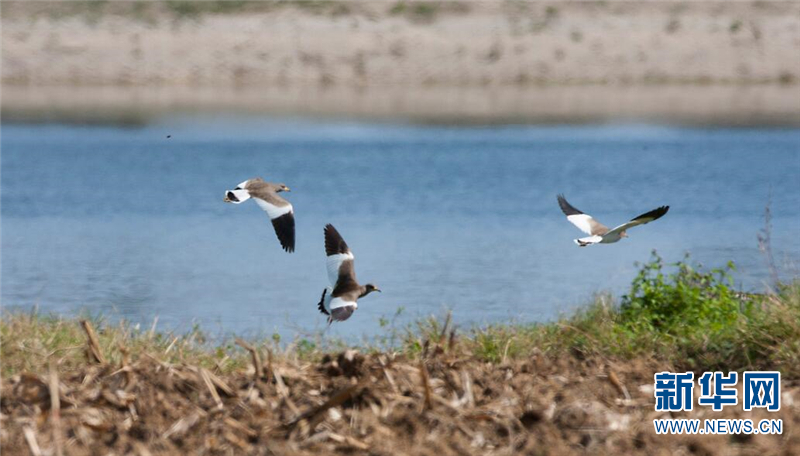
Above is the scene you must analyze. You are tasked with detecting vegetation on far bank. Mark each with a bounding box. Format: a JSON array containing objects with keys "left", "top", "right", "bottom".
[
  {"left": 0, "top": 1, "right": 470, "bottom": 23},
  {"left": 3, "top": 252, "right": 799, "bottom": 379}
]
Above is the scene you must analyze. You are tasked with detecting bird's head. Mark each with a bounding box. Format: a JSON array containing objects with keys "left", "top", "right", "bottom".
[
  {"left": 363, "top": 284, "right": 381, "bottom": 296},
  {"left": 223, "top": 191, "right": 236, "bottom": 203},
  {"left": 276, "top": 183, "right": 291, "bottom": 193}
]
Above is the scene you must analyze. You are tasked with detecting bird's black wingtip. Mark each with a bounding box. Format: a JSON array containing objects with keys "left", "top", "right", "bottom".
[
  {"left": 271, "top": 212, "right": 295, "bottom": 253},
  {"left": 632, "top": 205, "right": 670, "bottom": 222},
  {"left": 557, "top": 194, "right": 583, "bottom": 216},
  {"left": 323, "top": 224, "right": 349, "bottom": 256}
]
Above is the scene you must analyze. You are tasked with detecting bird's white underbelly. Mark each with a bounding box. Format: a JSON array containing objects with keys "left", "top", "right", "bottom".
[{"left": 330, "top": 297, "right": 357, "bottom": 310}]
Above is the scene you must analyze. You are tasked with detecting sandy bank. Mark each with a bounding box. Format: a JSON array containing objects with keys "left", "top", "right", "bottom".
[
  {"left": 3, "top": 2, "right": 799, "bottom": 87},
  {"left": 2, "top": 1, "right": 799, "bottom": 124}
]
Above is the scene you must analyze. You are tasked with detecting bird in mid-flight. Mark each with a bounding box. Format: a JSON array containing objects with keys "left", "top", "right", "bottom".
[
  {"left": 557, "top": 194, "right": 669, "bottom": 247},
  {"left": 318, "top": 224, "right": 380, "bottom": 324},
  {"left": 224, "top": 178, "right": 295, "bottom": 252}
]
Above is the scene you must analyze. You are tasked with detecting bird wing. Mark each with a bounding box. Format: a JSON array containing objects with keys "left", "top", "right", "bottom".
[
  {"left": 606, "top": 206, "right": 670, "bottom": 236},
  {"left": 325, "top": 224, "right": 356, "bottom": 287},
  {"left": 252, "top": 194, "right": 295, "bottom": 252},
  {"left": 557, "top": 194, "right": 609, "bottom": 236}
]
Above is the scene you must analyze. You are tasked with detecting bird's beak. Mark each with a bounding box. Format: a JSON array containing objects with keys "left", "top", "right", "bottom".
[
  {"left": 375, "top": 288, "right": 382, "bottom": 293},
  {"left": 284, "top": 187, "right": 291, "bottom": 192},
  {"left": 223, "top": 196, "right": 231, "bottom": 202}
]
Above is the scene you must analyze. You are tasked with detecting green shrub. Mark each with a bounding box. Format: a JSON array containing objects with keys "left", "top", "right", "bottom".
[{"left": 620, "top": 252, "right": 748, "bottom": 336}]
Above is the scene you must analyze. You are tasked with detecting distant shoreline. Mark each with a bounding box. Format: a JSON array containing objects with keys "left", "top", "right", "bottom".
[
  {"left": 3, "top": 84, "right": 799, "bottom": 126},
  {"left": 4, "top": 2, "right": 799, "bottom": 87},
  {"left": 3, "top": 1, "right": 799, "bottom": 126}
]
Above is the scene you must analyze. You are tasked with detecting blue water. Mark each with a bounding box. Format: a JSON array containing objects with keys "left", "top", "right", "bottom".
[{"left": 2, "top": 118, "right": 799, "bottom": 340}]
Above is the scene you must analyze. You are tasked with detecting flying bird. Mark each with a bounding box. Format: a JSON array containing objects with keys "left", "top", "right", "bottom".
[
  {"left": 224, "top": 178, "right": 295, "bottom": 252},
  {"left": 318, "top": 224, "right": 380, "bottom": 324},
  {"left": 557, "top": 194, "right": 669, "bottom": 247}
]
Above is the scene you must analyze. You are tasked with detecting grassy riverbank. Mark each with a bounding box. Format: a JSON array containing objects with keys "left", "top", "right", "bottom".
[
  {"left": 4, "top": 254, "right": 800, "bottom": 378},
  {"left": 2, "top": 255, "right": 799, "bottom": 454},
  {"left": 1, "top": 254, "right": 797, "bottom": 372}
]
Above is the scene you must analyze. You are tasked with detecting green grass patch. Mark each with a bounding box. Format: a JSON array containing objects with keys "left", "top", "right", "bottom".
[
  {"left": 0, "top": 312, "right": 250, "bottom": 377},
  {"left": 3, "top": 253, "right": 798, "bottom": 378},
  {"left": 432, "top": 253, "right": 800, "bottom": 377}
]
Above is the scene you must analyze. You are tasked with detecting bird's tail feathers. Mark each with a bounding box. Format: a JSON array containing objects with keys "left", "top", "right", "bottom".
[
  {"left": 224, "top": 189, "right": 250, "bottom": 204},
  {"left": 575, "top": 235, "right": 603, "bottom": 247},
  {"left": 318, "top": 288, "right": 330, "bottom": 316}
]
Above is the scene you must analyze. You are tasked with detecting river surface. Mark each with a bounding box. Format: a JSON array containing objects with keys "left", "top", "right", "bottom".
[{"left": 2, "top": 118, "right": 799, "bottom": 340}]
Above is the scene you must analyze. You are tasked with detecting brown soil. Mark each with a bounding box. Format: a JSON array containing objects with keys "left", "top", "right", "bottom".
[{"left": 2, "top": 342, "right": 798, "bottom": 455}]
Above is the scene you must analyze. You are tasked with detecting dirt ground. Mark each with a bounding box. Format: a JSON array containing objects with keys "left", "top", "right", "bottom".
[{"left": 2, "top": 342, "right": 798, "bottom": 455}]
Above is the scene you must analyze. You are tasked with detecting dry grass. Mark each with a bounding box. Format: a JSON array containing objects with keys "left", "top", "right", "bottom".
[
  {"left": 2, "top": 285, "right": 800, "bottom": 456},
  {"left": 3, "top": 250, "right": 799, "bottom": 454},
  {"left": 0, "top": 313, "right": 251, "bottom": 379},
  {"left": 3, "top": 316, "right": 798, "bottom": 455}
]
